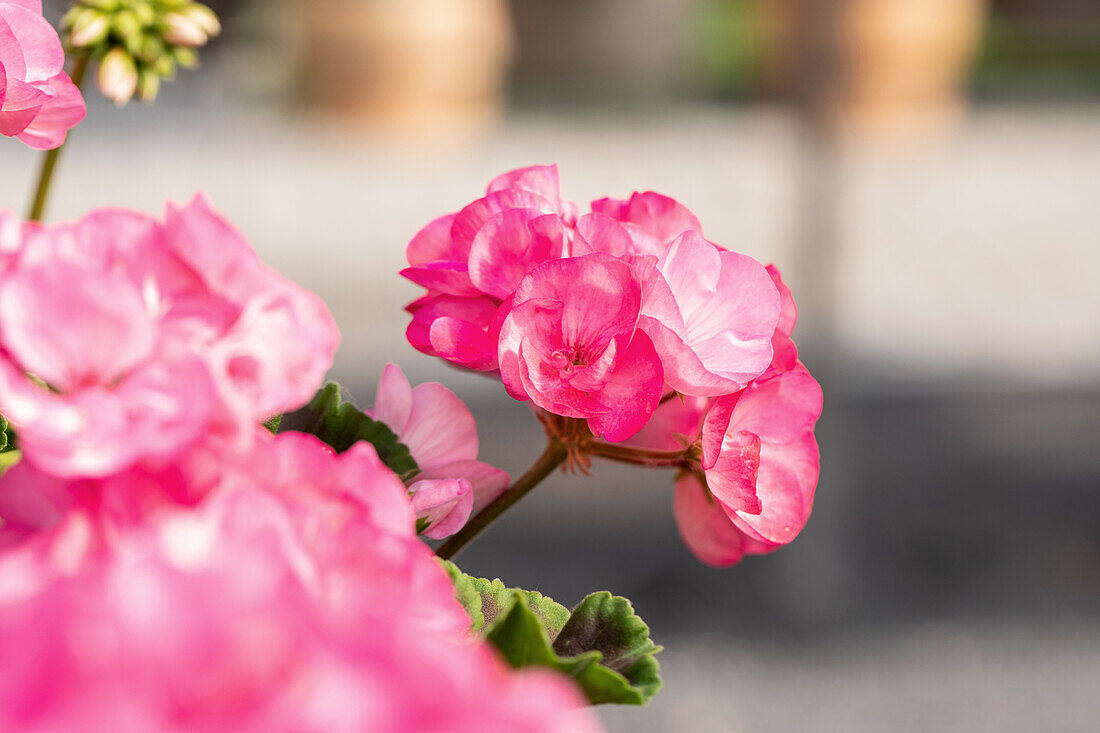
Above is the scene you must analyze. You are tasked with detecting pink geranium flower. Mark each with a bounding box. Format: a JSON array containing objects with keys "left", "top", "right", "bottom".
[
  {"left": 700, "top": 365, "right": 823, "bottom": 548},
  {"left": 0, "top": 197, "right": 338, "bottom": 478},
  {"left": 0, "top": 0, "right": 85, "bottom": 149},
  {"left": 498, "top": 255, "right": 664, "bottom": 441},
  {"left": 369, "top": 363, "right": 509, "bottom": 538},
  {"left": 0, "top": 433, "right": 598, "bottom": 732},
  {"left": 637, "top": 231, "right": 780, "bottom": 396}
]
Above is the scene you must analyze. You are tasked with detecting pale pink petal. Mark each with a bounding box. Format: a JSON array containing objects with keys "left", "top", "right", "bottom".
[
  {"left": 0, "top": 5, "right": 63, "bottom": 82},
  {"left": 729, "top": 437, "right": 817, "bottom": 545},
  {"left": 401, "top": 382, "right": 479, "bottom": 469},
  {"left": 572, "top": 213, "right": 635, "bottom": 258},
  {"left": 14, "top": 71, "right": 84, "bottom": 149},
  {"left": 0, "top": 261, "right": 156, "bottom": 392},
  {"left": 370, "top": 363, "right": 413, "bottom": 435}
]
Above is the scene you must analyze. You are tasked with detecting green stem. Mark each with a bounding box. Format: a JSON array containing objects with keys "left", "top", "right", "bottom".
[
  {"left": 584, "top": 440, "right": 695, "bottom": 469},
  {"left": 27, "top": 54, "right": 90, "bottom": 222},
  {"left": 436, "top": 438, "right": 569, "bottom": 561}
]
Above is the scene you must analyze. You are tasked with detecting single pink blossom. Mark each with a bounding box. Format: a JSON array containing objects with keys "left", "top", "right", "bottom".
[
  {"left": 0, "top": 198, "right": 338, "bottom": 478},
  {"left": 701, "top": 366, "right": 822, "bottom": 546},
  {"left": 637, "top": 231, "right": 780, "bottom": 396},
  {"left": 0, "top": 1, "right": 85, "bottom": 149},
  {"left": 0, "top": 434, "right": 597, "bottom": 732},
  {"left": 370, "top": 363, "right": 509, "bottom": 536},
  {"left": 498, "top": 255, "right": 664, "bottom": 441}
]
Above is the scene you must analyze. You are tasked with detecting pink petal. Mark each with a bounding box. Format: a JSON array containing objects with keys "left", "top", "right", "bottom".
[
  {"left": 729, "top": 367, "right": 823, "bottom": 445},
  {"left": 401, "top": 382, "right": 479, "bottom": 469},
  {"left": 14, "top": 71, "right": 84, "bottom": 150},
  {"left": 0, "top": 261, "right": 156, "bottom": 392},
  {"left": 468, "top": 209, "right": 565, "bottom": 299},
  {"left": 572, "top": 213, "right": 635, "bottom": 257},
  {"left": 370, "top": 363, "right": 413, "bottom": 436},
  {"left": 487, "top": 164, "right": 562, "bottom": 202},
  {"left": 0, "top": 5, "right": 64, "bottom": 82},
  {"left": 729, "top": 434, "right": 819, "bottom": 545},
  {"left": 586, "top": 331, "right": 664, "bottom": 442},
  {"left": 673, "top": 474, "right": 748, "bottom": 568},
  {"left": 406, "top": 213, "right": 459, "bottom": 265},
  {"left": 702, "top": 429, "right": 762, "bottom": 515}
]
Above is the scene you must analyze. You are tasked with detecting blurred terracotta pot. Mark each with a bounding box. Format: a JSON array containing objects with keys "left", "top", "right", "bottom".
[
  {"left": 759, "top": 0, "right": 988, "bottom": 133},
  {"left": 300, "top": 0, "right": 515, "bottom": 134}
]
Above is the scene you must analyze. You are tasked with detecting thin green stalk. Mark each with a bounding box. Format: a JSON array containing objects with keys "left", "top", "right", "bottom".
[
  {"left": 27, "top": 54, "right": 90, "bottom": 222},
  {"left": 436, "top": 438, "right": 569, "bottom": 560}
]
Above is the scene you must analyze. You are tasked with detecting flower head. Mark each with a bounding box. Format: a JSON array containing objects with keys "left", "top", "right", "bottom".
[
  {"left": 0, "top": 0, "right": 86, "bottom": 149},
  {"left": 0, "top": 197, "right": 338, "bottom": 479}
]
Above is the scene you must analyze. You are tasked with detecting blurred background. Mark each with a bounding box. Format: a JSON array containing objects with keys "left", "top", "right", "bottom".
[{"left": 9, "top": 1, "right": 1100, "bottom": 730}]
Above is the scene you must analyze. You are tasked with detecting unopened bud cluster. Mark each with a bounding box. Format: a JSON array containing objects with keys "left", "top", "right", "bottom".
[{"left": 61, "top": 0, "right": 221, "bottom": 105}]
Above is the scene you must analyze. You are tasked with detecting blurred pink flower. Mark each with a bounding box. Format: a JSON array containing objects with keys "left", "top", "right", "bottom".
[
  {"left": 0, "top": 197, "right": 338, "bottom": 478},
  {"left": 700, "top": 365, "right": 823, "bottom": 548},
  {"left": 498, "top": 256, "right": 664, "bottom": 441},
  {"left": 370, "top": 363, "right": 509, "bottom": 537},
  {"left": 0, "top": 433, "right": 598, "bottom": 732},
  {"left": 637, "top": 231, "right": 780, "bottom": 397},
  {"left": 0, "top": 0, "right": 85, "bottom": 149}
]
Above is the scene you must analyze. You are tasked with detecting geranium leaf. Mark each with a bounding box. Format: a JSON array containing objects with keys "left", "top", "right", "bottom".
[{"left": 442, "top": 564, "right": 661, "bottom": 705}]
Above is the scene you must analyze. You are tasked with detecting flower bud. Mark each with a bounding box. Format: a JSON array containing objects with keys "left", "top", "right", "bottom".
[
  {"left": 98, "top": 47, "right": 138, "bottom": 106},
  {"left": 161, "top": 12, "right": 207, "bottom": 47},
  {"left": 67, "top": 9, "right": 111, "bottom": 48},
  {"left": 183, "top": 4, "right": 220, "bottom": 37},
  {"left": 137, "top": 66, "right": 161, "bottom": 103}
]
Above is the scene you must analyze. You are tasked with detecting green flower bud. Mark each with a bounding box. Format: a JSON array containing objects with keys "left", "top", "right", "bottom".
[
  {"left": 172, "top": 46, "right": 198, "bottom": 70},
  {"left": 137, "top": 66, "right": 162, "bottom": 103}
]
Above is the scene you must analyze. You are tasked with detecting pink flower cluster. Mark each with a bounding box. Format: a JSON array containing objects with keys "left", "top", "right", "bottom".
[
  {"left": 0, "top": 196, "right": 338, "bottom": 481},
  {"left": 0, "top": 0, "right": 85, "bottom": 149},
  {"left": 404, "top": 166, "right": 822, "bottom": 565},
  {"left": 0, "top": 433, "right": 597, "bottom": 732},
  {"left": 631, "top": 267, "right": 823, "bottom": 567},
  {"left": 0, "top": 199, "right": 598, "bottom": 730}
]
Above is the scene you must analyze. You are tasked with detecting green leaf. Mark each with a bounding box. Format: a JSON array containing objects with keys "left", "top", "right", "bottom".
[
  {"left": 441, "top": 564, "right": 662, "bottom": 705},
  {"left": 280, "top": 382, "right": 418, "bottom": 477},
  {"left": 553, "top": 591, "right": 664, "bottom": 705},
  {"left": 440, "top": 560, "right": 484, "bottom": 631},
  {"left": 0, "top": 413, "right": 17, "bottom": 454}
]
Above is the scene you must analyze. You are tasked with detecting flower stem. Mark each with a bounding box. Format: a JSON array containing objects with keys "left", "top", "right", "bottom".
[
  {"left": 584, "top": 440, "right": 696, "bottom": 469},
  {"left": 27, "top": 54, "right": 90, "bottom": 222},
  {"left": 435, "top": 438, "right": 569, "bottom": 561}
]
